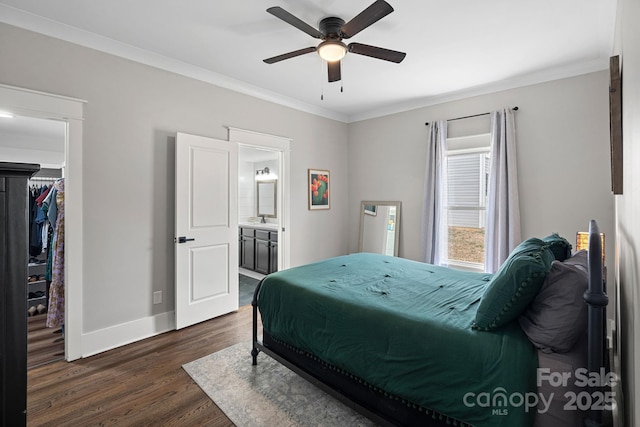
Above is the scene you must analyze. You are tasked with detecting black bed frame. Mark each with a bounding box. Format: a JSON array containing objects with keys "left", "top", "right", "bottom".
[{"left": 252, "top": 220, "right": 609, "bottom": 427}]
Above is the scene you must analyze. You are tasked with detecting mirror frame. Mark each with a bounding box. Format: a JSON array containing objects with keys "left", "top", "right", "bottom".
[
  {"left": 257, "top": 179, "right": 277, "bottom": 218},
  {"left": 358, "top": 200, "right": 401, "bottom": 256}
]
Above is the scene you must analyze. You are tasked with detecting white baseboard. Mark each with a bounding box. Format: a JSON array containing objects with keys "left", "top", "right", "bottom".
[{"left": 81, "top": 311, "right": 175, "bottom": 358}]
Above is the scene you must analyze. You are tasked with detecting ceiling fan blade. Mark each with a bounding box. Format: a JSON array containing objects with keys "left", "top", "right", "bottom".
[
  {"left": 348, "top": 42, "right": 406, "bottom": 63},
  {"left": 263, "top": 47, "right": 317, "bottom": 64},
  {"left": 340, "top": 0, "right": 394, "bottom": 39},
  {"left": 327, "top": 60, "right": 341, "bottom": 82},
  {"left": 267, "top": 7, "right": 324, "bottom": 39}
]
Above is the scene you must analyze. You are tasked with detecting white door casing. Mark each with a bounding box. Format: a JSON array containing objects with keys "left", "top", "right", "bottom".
[
  {"left": 175, "top": 132, "right": 238, "bottom": 329},
  {"left": 0, "top": 84, "right": 85, "bottom": 361},
  {"left": 227, "top": 127, "right": 291, "bottom": 272}
]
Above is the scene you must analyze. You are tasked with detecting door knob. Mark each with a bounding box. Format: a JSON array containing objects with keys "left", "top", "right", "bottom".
[{"left": 176, "top": 236, "right": 195, "bottom": 244}]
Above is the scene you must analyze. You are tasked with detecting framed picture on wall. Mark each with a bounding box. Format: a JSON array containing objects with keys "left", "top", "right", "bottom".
[
  {"left": 308, "top": 169, "right": 330, "bottom": 210},
  {"left": 609, "top": 55, "right": 623, "bottom": 195}
]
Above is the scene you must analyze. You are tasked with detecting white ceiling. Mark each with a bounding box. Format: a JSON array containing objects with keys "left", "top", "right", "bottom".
[{"left": 0, "top": 0, "right": 617, "bottom": 123}]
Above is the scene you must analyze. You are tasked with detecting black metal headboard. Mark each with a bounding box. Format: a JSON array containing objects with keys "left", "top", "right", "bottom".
[{"left": 583, "top": 219, "right": 609, "bottom": 426}]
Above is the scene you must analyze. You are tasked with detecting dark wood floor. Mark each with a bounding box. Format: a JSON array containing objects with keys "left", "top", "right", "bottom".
[
  {"left": 27, "top": 305, "right": 256, "bottom": 426},
  {"left": 28, "top": 314, "right": 65, "bottom": 369}
]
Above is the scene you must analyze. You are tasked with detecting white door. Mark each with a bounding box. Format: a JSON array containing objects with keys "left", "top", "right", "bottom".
[{"left": 175, "top": 132, "right": 238, "bottom": 329}]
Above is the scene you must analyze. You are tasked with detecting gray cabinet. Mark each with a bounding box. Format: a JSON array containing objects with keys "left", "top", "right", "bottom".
[
  {"left": 239, "top": 228, "right": 255, "bottom": 271},
  {"left": 1, "top": 162, "right": 40, "bottom": 427},
  {"left": 239, "top": 226, "right": 278, "bottom": 274},
  {"left": 254, "top": 230, "right": 270, "bottom": 274},
  {"left": 269, "top": 231, "right": 278, "bottom": 274}
]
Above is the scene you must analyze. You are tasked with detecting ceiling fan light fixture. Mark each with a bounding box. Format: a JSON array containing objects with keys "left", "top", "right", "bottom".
[
  {"left": 264, "top": 2, "right": 406, "bottom": 83},
  {"left": 317, "top": 40, "right": 347, "bottom": 62}
]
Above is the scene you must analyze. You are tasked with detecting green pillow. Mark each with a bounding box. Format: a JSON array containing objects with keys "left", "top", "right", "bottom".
[
  {"left": 542, "top": 233, "right": 572, "bottom": 261},
  {"left": 473, "top": 238, "right": 555, "bottom": 331}
]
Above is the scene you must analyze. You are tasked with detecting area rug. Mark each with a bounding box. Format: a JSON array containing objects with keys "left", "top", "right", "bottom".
[{"left": 183, "top": 342, "right": 376, "bottom": 426}]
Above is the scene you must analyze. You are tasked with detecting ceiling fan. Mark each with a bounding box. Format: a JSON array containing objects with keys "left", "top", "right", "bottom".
[{"left": 263, "top": 0, "right": 406, "bottom": 83}]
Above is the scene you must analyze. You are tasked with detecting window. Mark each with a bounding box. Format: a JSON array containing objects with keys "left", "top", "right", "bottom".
[{"left": 443, "top": 134, "right": 491, "bottom": 271}]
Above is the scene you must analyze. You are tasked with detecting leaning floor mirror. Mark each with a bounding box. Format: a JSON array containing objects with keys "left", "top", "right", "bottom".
[{"left": 358, "top": 201, "right": 401, "bottom": 257}]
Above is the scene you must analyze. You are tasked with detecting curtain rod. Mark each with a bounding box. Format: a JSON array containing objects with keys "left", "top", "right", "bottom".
[{"left": 425, "top": 106, "right": 518, "bottom": 126}]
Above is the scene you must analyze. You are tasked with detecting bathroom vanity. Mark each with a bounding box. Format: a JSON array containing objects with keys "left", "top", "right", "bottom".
[{"left": 239, "top": 223, "right": 278, "bottom": 274}]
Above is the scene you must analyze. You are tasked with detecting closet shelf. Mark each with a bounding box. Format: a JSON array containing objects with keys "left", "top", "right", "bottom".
[{"left": 28, "top": 262, "right": 46, "bottom": 268}]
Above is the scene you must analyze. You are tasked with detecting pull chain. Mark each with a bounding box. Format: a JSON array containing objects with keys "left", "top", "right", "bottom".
[
  {"left": 319, "top": 60, "right": 346, "bottom": 98},
  {"left": 320, "top": 60, "right": 324, "bottom": 100}
]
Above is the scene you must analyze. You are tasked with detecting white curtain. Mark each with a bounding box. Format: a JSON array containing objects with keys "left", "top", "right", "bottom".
[
  {"left": 484, "top": 108, "right": 521, "bottom": 273},
  {"left": 421, "top": 120, "right": 448, "bottom": 265}
]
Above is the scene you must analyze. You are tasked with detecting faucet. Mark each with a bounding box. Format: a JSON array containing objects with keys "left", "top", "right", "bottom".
[{"left": 260, "top": 215, "right": 266, "bottom": 223}]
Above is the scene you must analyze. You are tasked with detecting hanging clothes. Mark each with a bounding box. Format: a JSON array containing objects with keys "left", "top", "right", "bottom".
[
  {"left": 42, "top": 183, "right": 57, "bottom": 282},
  {"left": 33, "top": 185, "right": 48, "bottom": 252},
  {"left": 35, "top": 185, "right": 51, "bottom": 207},
  {"left": 28, "top": 183, "right": 53, "bottom": 258},
  {"left": 29, "top": 186, "right": 41, "bottom": 256},
  {"left": 46, "top": 179, "right": 65, "bottom": 328}
]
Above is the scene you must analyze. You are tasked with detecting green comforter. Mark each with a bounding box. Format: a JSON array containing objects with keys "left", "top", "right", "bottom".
[{"left": 258, "top": 253, "right": 538, "bottom": 427}]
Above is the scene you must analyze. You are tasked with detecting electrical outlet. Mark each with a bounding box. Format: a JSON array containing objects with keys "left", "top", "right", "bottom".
[{"left": 153, "top": 291, "right": 162, "bottom": 304}]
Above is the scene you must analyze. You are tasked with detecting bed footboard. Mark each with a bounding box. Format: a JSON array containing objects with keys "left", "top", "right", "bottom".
[{"left": 251, "top": 278, "right": 264, "bottom": 366}]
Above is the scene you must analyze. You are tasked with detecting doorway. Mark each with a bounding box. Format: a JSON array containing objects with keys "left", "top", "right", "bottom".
[
  {"left": 230, "top": 127, "right": 291, "bottom": 307},
  {"left": 0, "top": 115, "right": 66, "bottom": 367},
  {"left": 0, "top": 83, "right": 85, "bottom": 362},
  {"left": 238, "top": 145, "right": 279, "bottom": 306}
]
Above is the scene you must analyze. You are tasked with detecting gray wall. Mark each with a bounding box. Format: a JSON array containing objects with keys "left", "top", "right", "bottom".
[
  {"left": 0, "top": 23, "right": 349, "bottom": 337},
  {"left": 614, "top": 0, "right": 640, "bottom": 423},
  {"left": 348, "top": 71, "right": 615, "bottom": 278}
]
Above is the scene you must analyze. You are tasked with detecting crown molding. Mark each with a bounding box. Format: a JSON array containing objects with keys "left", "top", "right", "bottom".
[
  {"left": 347, "top": 57, "right": 609, "bottom": 123},
  {"left": 0, "top": 4, "right": 350, "bottom": 123},
  {"left": 0, "top": 4, "right": 611, "bottom": 125}
]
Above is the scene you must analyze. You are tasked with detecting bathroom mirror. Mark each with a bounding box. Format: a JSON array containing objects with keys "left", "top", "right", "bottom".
[
  {"left": 358, "top": 201, "right": 401, "bottom": 256},
  {"left": 257, "top": 180, "right": 277, "bottom": 218}
]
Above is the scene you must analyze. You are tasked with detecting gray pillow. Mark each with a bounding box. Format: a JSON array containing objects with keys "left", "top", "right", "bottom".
[{"left": 518, "top": 250, "right": 588, "bottom": 353}]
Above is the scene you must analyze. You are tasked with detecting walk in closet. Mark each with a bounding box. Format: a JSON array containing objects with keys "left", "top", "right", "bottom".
[
  {"left": 26, "top": 169, "right": 65, "bottom": 368},
  {"left": 0, "top": 112, "right": 67, "bottom": 372}
]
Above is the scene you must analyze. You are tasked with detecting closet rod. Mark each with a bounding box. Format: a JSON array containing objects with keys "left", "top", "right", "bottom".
[
  {"left": 29, "top": 177, "right": 59, "bottom": 181},
  {"left": 424, "top": 106, "right": 518, "bottom": 126}
]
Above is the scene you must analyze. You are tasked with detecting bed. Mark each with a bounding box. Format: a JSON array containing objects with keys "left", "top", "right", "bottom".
[{"left": 251, "top": 220, "right": 609, "bottom": 426}]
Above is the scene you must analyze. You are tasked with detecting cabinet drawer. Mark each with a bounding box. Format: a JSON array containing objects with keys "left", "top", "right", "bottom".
[
  {"left": 270, "top": 231, "right": 278, "bottom": 242},
  {"left": 240, "top": 228, "right": 255, "bottom": 237},
  {"left": 255, "top": 230, "right": 270, "bottom": 241}
]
